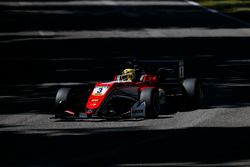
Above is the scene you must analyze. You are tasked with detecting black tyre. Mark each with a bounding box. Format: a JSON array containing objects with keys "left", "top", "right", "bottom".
[
  {"left": 140, "top": 88, "right": 160, "bottom": 118},
  {"left": 55, "top": 87, "right": 88, "bottom": 118},
  {"left": 182, "top": 78, "right": 204, "bottom": 110},
  {"left": 55, "top": 88, "right": 73, "bottom": 118}
]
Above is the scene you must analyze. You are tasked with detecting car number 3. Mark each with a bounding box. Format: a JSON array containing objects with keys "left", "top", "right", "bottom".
[
  {"left": 92, "top": 86, "right": 108, "bottom": 95},
  {"left": 97, "top": 88, "right": 103, "bottom": 94}
]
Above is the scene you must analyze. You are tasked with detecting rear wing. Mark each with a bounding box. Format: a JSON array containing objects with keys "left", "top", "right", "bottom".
[{"left": 138, "top": 60, "right": 184, "bottom": 80}]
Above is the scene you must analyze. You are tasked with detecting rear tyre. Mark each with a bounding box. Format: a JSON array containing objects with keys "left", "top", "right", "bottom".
[
  {"left": 182, "top": 78, "right": 204, "bottom": 110},
  {"left": 140, "top": 88, "right": 160, "bottom": 118}
]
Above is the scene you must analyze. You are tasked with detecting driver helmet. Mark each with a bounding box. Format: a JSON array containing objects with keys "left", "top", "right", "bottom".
[{"left": 121, "top": 69, "right": 135, "bottom": 81}]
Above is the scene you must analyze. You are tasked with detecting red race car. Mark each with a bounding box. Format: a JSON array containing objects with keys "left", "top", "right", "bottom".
[{"left": 54, "top": 60, "right": 203, "bottom": 119}]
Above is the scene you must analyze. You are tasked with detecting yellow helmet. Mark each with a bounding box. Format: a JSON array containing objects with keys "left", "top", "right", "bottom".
[{"left": 121, "top": 69, "right": 135, "bottom": 81}]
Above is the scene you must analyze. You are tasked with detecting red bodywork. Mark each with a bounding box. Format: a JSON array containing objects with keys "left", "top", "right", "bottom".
[{"left": 85, "top": 74, "right": 158, "bottom": 117}]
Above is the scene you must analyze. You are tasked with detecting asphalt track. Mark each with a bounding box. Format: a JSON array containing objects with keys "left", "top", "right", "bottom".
[{"left": 1, "top": 0, "right": 250, "bottom": 166}]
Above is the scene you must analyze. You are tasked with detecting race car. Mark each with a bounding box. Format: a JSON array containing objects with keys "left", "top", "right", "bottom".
[{"left": 54, "top": 60, "right": 203, "bottom": 119}]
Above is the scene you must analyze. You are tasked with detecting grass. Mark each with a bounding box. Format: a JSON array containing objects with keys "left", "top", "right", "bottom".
[{"left": 193, "top": 0, "right": 250, "bottom": 23}]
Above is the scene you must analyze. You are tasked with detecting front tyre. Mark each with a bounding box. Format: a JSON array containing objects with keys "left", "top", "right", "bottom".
[
  {"left": 55, "top": 87, "right": 85, "bottom": 119},
  {"left": 55, "top": 88, "right": 77, "bottom": 119},
  {"left": 140, "top": 88, "right": 160, "bottom": 118},
  {"left": 55, "top": 88, "right": 73, "bottom": 118}
]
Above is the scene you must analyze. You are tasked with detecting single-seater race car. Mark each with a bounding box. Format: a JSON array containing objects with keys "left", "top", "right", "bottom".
[{"left": 54, "top": 60, "right": 203, "bottom": 119}]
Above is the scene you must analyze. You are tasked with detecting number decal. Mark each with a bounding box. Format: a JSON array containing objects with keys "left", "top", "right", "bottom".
[
  {"left": 97, "top": 88, "right": 103, "bottom": 94},
  {"left": 92, "top": 86, "right": 109, "bottom": 96}
]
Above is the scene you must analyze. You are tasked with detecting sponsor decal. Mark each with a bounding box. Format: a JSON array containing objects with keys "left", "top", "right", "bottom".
[
  {"left": 131, "top": 101, "right": 146, "bottom": 118},
  {"left": 132, "top": 109, "right": 144, "bottom": 114},
  {"left": 91, "top": 98, "right": 100, "bottom": 102}
]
